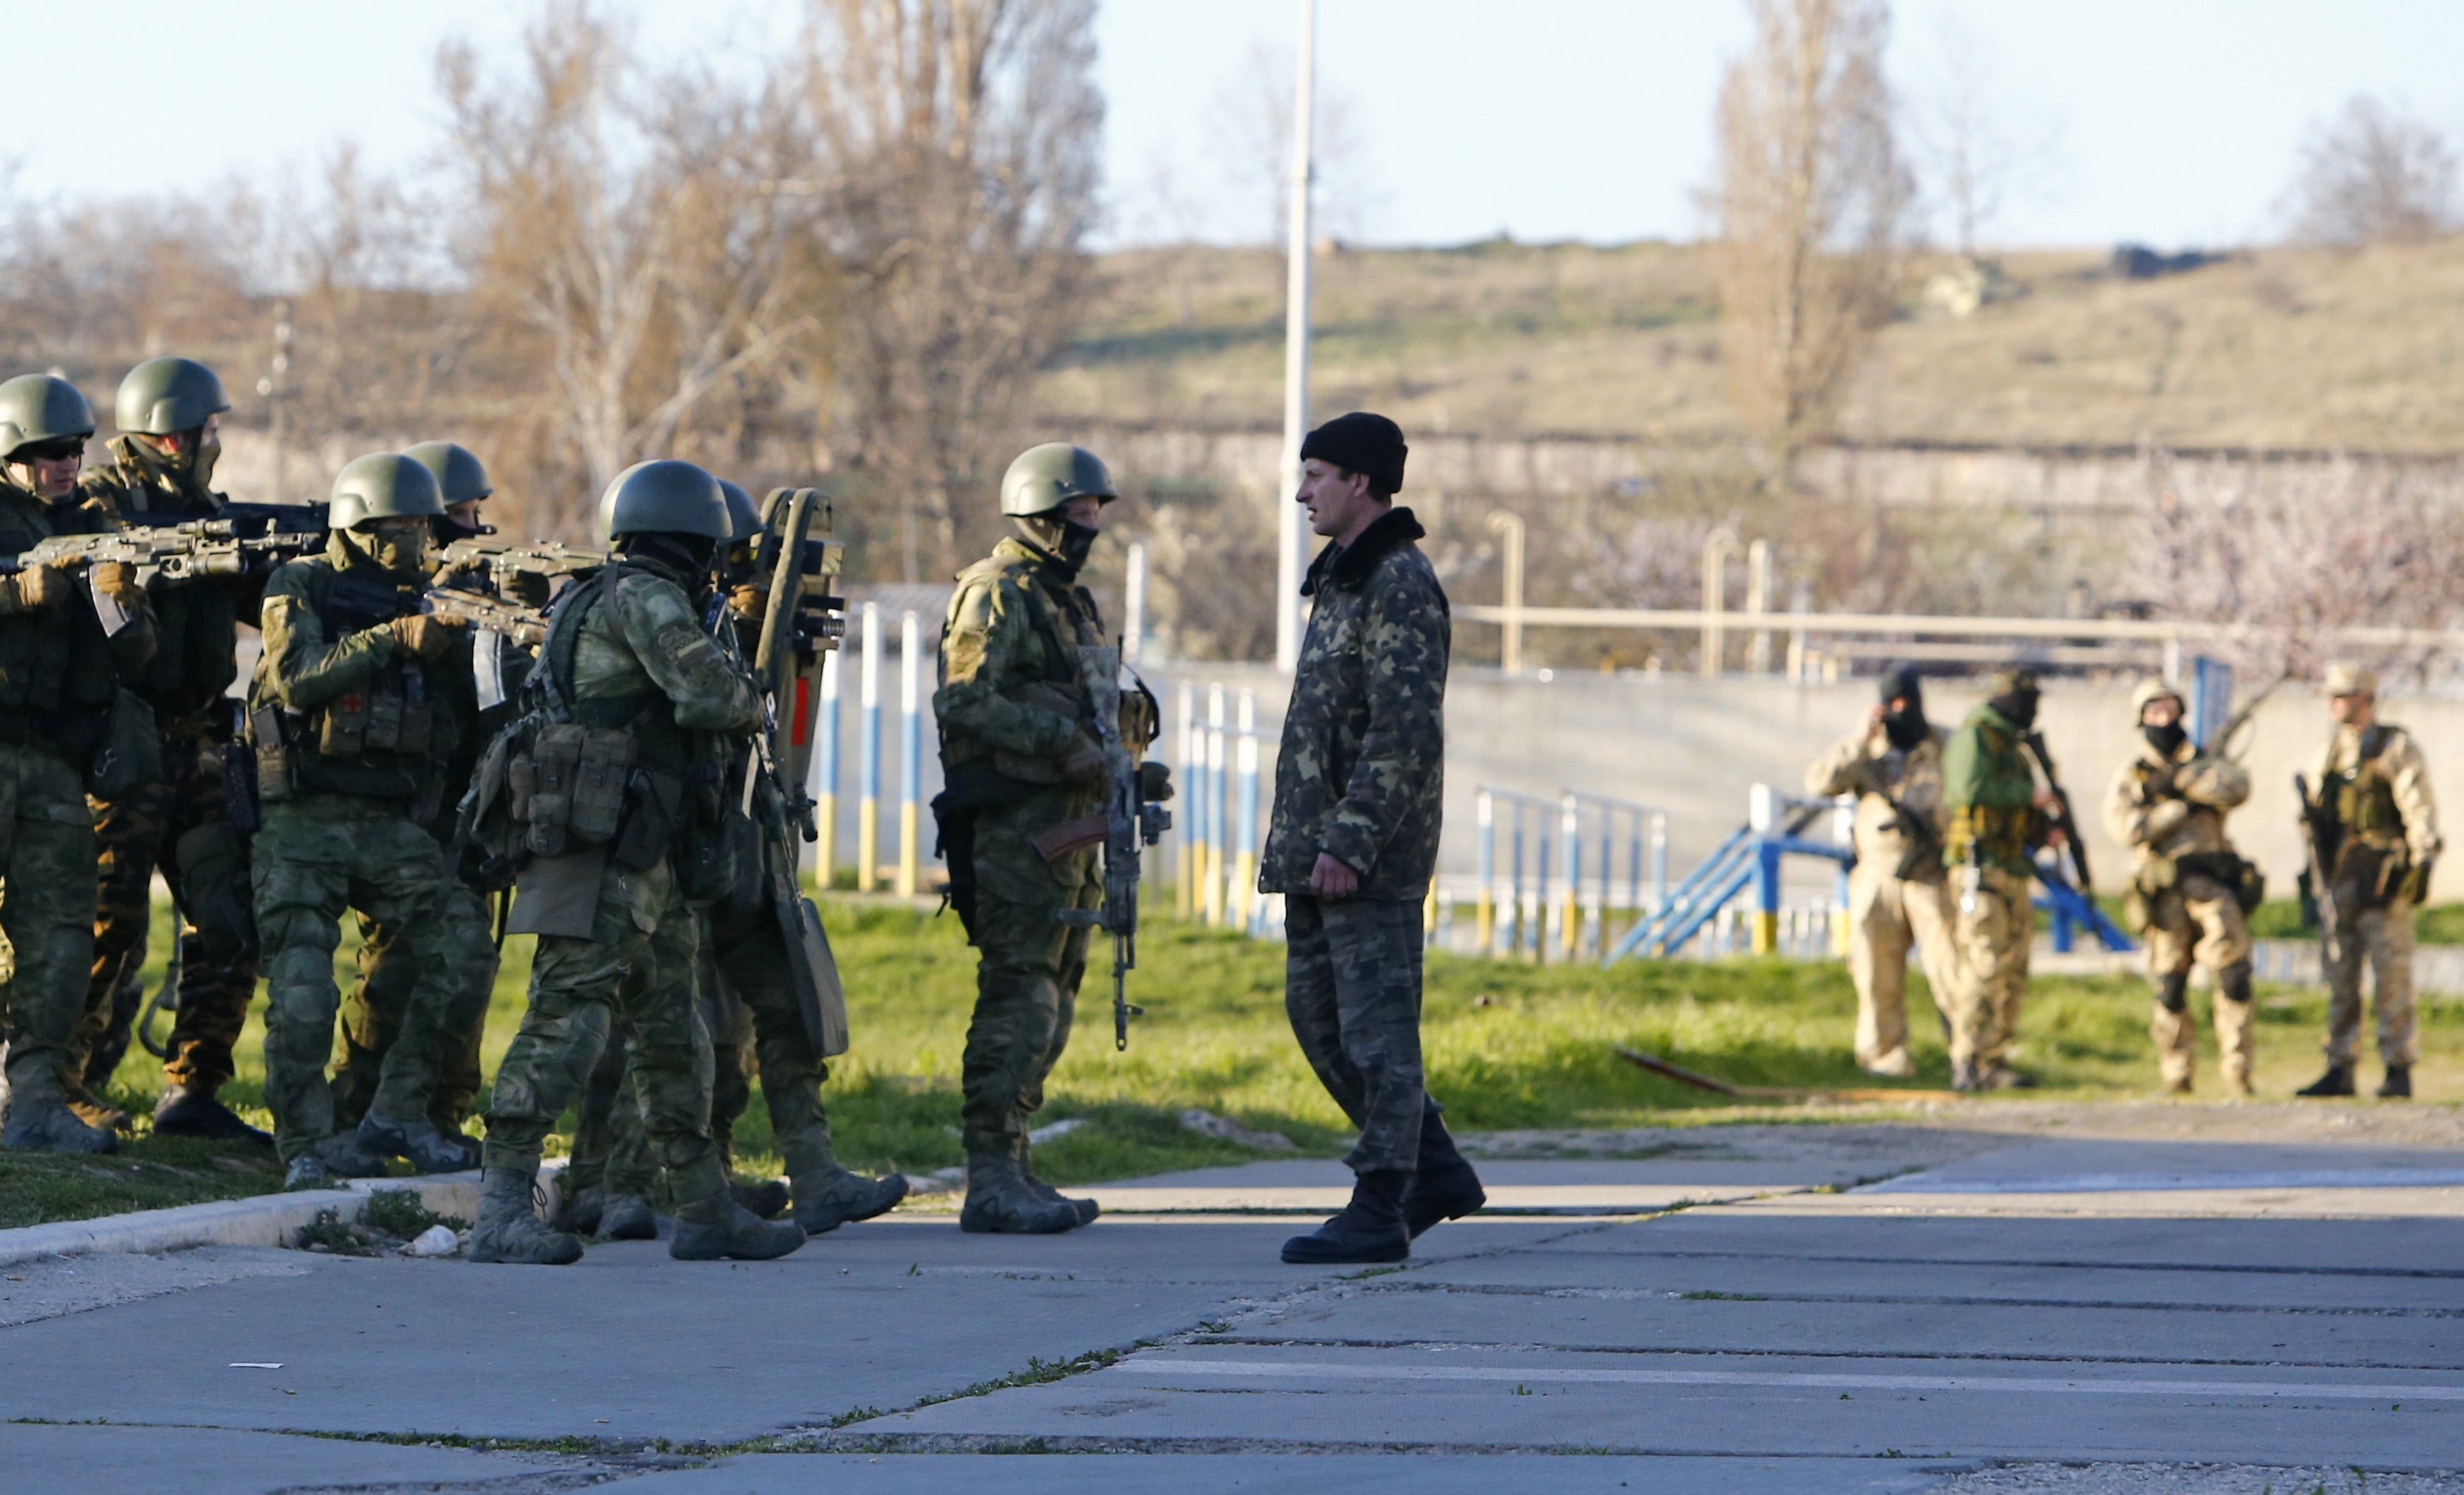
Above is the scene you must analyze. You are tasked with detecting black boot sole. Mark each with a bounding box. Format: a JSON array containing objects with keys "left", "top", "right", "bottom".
[{"left": 1281, "top": 1237, "right": 1409, "bottom": 1265}]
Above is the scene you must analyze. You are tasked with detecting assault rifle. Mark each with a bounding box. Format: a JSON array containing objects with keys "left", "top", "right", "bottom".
[
  {"left": 437, "top": 535, "right": 607, "bottom": 594},
  {"left": 425, "top": 584, "right": 549, "bottom": 649},
  {"left": 0, "top": 518, "right": 321, "bottom": 632},
  {"left": 1048, "top": 647, "right": 1171, "bottom": 1050},
  {"left": 2293, "top": 771, "right": 2342, "bottom": 963},
  {"left": 2018, "top": 728, "right": 2094, "bottom": 892}
]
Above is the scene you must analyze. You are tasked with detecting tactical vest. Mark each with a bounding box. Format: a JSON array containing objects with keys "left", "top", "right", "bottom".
[
  {"left": 258, "top": 560, "right": 460, "bottom": 803},
  {"left": 936, "top": 548, "right": 1103, "bottom": 799},
  {"left": 2322, "top": 725, "right": 2406, "bottom": 849},
  {"left": 504, "top": 562, "right": 728, "bottom": 880},
  {"left": 0, "top": 485, "right": 122, "bottom": 761},
  {"left": 88, "top": 449, "right": 241, "bottom": 725}
]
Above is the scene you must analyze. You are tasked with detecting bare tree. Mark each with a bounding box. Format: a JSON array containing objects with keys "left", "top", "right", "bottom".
[
  {"left": 1709, "top": 0, "right": 1913, "bottom": 467},
  {"left": 1206, "top": 39, "right": 1376, "bottom": 246},
  {"left": 1904, "top": 13, "right": 2061, "bottom": 256},
  {"left": 804, "top": 0, "right": 1103, "bottom": 582},
  {"left": 436, "top": 1, "right": 837, "bottom": 534},
  {"left": 2284, "top": 94, "right": 2460, "bottom": 248},
  {"left": 2135, "top": 454, "right": 2464, "bottom": 682}
]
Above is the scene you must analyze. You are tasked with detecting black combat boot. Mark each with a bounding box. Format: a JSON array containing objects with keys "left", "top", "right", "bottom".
[
  {"left": 2296, "top": 1064, "right": 2356, "bottom": 1098},
  {"left": 791, "top": 1168, "right": 909, "bottom": 1235},
  {"left": 959, "top": 1151, "right": 1079, "bottom": 1234},
  {"left": 467, "top": 1166, "right": 584, "bottom": 1265},
  {"left": 1402, "top": 1111, "right": 1486, "bottom": 1239},
  {"left": 597, "top": 1194, "right": 658, "bottom": 1240},
  {"left": 153, "top": 1084, "right": 273, "bottom": 1147},
  {"left": 553, "top": 1184, "right": 607, "bottom": 1237},
  {"left": 730, "top": 1176, "right": 793, "bottom": 1220},
  {"left": 355, "top": 1111, "right": 479, "bottom": 1173},
  {"left": 670, "top": 1196, "right": 807, "bottom": 1261},
  {"left": 1017, "top": 1134, "right": 1099, "bottom": 1227},
  {"left": 2379, "top": 1065, "right": 2413, "bottom": 1099},
  {"left": 1282, "top": 1170, "right": 1411, "bottom": 1265},
  {"left": 2, "top": 1084, "right": 119, "bottom": 1155}
]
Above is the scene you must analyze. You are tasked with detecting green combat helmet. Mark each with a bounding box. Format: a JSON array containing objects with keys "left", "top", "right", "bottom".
[
  {"left": 600, "top": 459, "right": 727, "bottom": 540},
  {"left": 115, "top": 356, "right": 229, "bottom": 436},
  {"left": 403, "top": 441, "right": 494, "bottom": 508},
  {"left": 998, "top": 442, "right": 1115, "bottom": 517},
  {"left": 329, "top": 452, "right": 445, "bottom": 530},
  {"left": 0, "top": 373, "right": 97, "bottom": 460}
]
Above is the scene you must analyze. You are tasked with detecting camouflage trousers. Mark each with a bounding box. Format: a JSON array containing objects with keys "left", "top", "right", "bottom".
[
  {"left": 957, "top": 798, "right": 1097, "bottom": 1156},
  {"left": 1947, "top": 865, "right": 2032, "bottom": 1071},
  {"left": 329, "top": 879, "right": 496, "bottom": 1133},
  {"left": 1844, "top": 863, "right": 1961, "bottom": 1072},
  {"left": 252, "top": 796, "right": 455, "bottom": 1163},
  {"left": 482, "top": 857, "right": 728, "bottom": 1218},
  {"left": 0, "top": 739, "right": 99, "bottom": 1106},
  {"left": 1284, "top": 894, "right": 1431, "bottom": 1175},
  {"left": 2323, "top": 884, "right": 2418, "bottom": 1067},
  {"left": 574, "top": 949, "right": 753, "bottom": 1204},
  {"left": 82, "top": 725, "right": 258, "bottom": 1094},
  {"left": 2144, "top": 872, "right": 2254, "bottom": 1087}
]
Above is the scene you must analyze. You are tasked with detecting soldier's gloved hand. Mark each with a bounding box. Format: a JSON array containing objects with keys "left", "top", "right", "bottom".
[
  {"left": 6, "top": 562, "right": 68, "bottom": 611},
  {"left": 1138, "top": 760, "right": 1174, "bottom": 803},
  {"left": 2401, "top": 858, "right": 2435, "bottom": 905},
  {"left": 1057, "top": 732, "right": 1107, "bottom": 786},
  {"left": 89, "top": 561, "right": 146, "bottom": 609},
  {"left": 502, "top": 570, "right": 552, "bottom": 607},
  {"left": 727, "top": 583, "right": 769, "bottom": 623},
  {"left": 386, "top": 613, "right": 466, "bottom": 659}
]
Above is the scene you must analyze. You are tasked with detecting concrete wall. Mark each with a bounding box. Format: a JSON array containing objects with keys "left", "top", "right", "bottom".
[{"left": 812, "top": 651, "right": 2462, "bottom": 905}]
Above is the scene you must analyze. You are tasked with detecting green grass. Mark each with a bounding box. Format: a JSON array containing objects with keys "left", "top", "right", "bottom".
[{"left": 7, "top": 895, "right": 2456, "bottom": 1230}]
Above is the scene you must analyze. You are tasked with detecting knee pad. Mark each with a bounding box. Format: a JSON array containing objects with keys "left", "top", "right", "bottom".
[
  {"left": 2155, "top": 971, "right": 2190, "bottom": 1013},
  {"left": 2215, "top": 961, "right": 2254, "bottom": 1005}
]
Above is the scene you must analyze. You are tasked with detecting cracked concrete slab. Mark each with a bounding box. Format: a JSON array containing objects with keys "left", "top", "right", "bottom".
[{"left": 0, "top": 1422, "right": 584, "bottom": 1495}]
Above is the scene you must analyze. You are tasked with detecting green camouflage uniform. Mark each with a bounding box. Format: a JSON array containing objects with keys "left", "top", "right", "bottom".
[
  {"left": 75, "top": 437, "right": 261, "bottom": 1098},
  {"left": 248, "top": 537, "right": 473, "bottom": 1163},
  {"left": 934, "top": 534, "right": 1105, "bottom": 1161},
  {"left": 479, "top": 556, "right": 760, "bottom": 1223},
  {"left": 1261, "top": 507, "right": 1448, "bottom": 1176},
  {"left": 329, "top": 546, "right": 526, "bottom": 1135},
  {"left": 1940, "top": 702, "right": 2042, "bottom": 1074},
  {"left": 0, "top": 477, "right": 153, "bottom": 1116}
]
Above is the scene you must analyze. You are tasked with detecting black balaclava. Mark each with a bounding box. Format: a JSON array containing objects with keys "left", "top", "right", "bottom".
[
  {"left": 2144, "top": 720, "right": 2188, "bottom": 757},
  {"left": 620, "top": 532, "right": 717, "bottom": 592},
  {"left": 1878, "top": 667, "right": 1929, "bottom": 749},
  {"left": 1015, "top": 513, "right": 1096, "bottom": 577},
  {"left": 1988, "top": 684, "right": 2039, "bottom": 732}
]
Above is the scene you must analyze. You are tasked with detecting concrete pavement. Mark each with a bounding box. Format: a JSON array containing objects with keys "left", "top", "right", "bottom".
[{"left": 2, "top": 1106, "right": 2459, "bottom": 1491}]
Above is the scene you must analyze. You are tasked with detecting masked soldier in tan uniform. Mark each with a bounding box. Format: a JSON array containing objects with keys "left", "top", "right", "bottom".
[
  {"left": 1805, "top": 668, "right": 1959, "bottom": 1078},
  {"left": 2105, "top": 680, "right": 2256, "bottom": 1095},
  {"left": 2298, "top": 663, "right": 2439, "bottom": 1099}
]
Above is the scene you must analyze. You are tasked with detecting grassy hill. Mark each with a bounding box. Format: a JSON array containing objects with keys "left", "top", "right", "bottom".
[{"left": 1036, "top": 237, "right": 2464, "bottom": 453}]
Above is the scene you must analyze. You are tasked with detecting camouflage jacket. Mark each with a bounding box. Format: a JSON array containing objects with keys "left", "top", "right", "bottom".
[
  {"left": 80, "top": 435, "right": 251, "bottom": 728},
  {"left": 0, "top": 475, "right": 153, "bottom": 759},
  {"left": 2317, "top": 721, "right": 2441, "bottom": 863},
  {"left": 553, "top": 558, "right": 761, "bottom": 740},
  {"left": 935, "top": 534, "right": 1106, "bottom": 797},
  {"left": 2103, "top": 734, "right": 2249, "bottom": 868},
  {"left": 1261, "top": 506, "right": 1449, "bottom": 900}
]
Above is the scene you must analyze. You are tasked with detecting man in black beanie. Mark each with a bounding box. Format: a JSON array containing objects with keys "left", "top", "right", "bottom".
[
  {"left": 1805, "top": 667, "right": 1959, "bottom": 1078},
  {"left": 1262, "top": 411, "right": 1484, "bottom": 1264}
]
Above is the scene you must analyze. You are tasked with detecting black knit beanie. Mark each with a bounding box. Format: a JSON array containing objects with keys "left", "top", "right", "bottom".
[{"left": 1299, "top": 411, "right": 1407, "bottom": 495}]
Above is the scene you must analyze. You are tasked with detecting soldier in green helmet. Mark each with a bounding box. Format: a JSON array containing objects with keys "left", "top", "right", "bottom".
[
  {"left": 1940, "top": 668, "right": 2054, "bottom": 1092},
  {"left": 73, "top": 356, "right": 276, "bottom": 1145},
  {"left": 327, "top": 442, "right": 516, "bottom": 1163},
  {"left": 247, "top": 453, "right": 480, "bottom": 1187},
  {"left": 0, "top": 373, "right": 155, "bottom": 1154},
  {"left": 467, "top": 459, "right": 803, "bottom": 1265},
  {"left": 932, "top": 442, "right": 1150, "bottom": 1234},
  {"left": 569, "top": 477, "right": 905, "bottom": 1244}
]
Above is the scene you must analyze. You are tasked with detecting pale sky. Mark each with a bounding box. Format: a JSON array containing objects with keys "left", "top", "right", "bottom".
[{"left": 6, "top": 1, "right": 2459, "bottom": 251}]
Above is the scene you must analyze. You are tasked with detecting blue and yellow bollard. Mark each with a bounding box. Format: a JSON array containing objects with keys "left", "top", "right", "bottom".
[{"left": 856, "top": 602, "right": 880, "bottom": 893}]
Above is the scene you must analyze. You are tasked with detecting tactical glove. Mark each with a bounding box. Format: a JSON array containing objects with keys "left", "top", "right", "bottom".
[
  {"left": 4, "top": 562, "right": 68, "bottom": 612},
  {"left": 2400, "top": 858, "right": 2435, "bottom": 906},
  {"left": 727, "top": 583, "right": 769, "bottom": 623},
  {"left": 502, "top": 570, "right": 552, "bottom": 607},
  {"left": 1057, "top": 732, "right": 1107, "bottom": 786},
  {"left": 90, "top": 561, "right": 145, "bottom": 609},
  {"left": 386, "top": 613, "right": 465, "bottom": 659}
]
